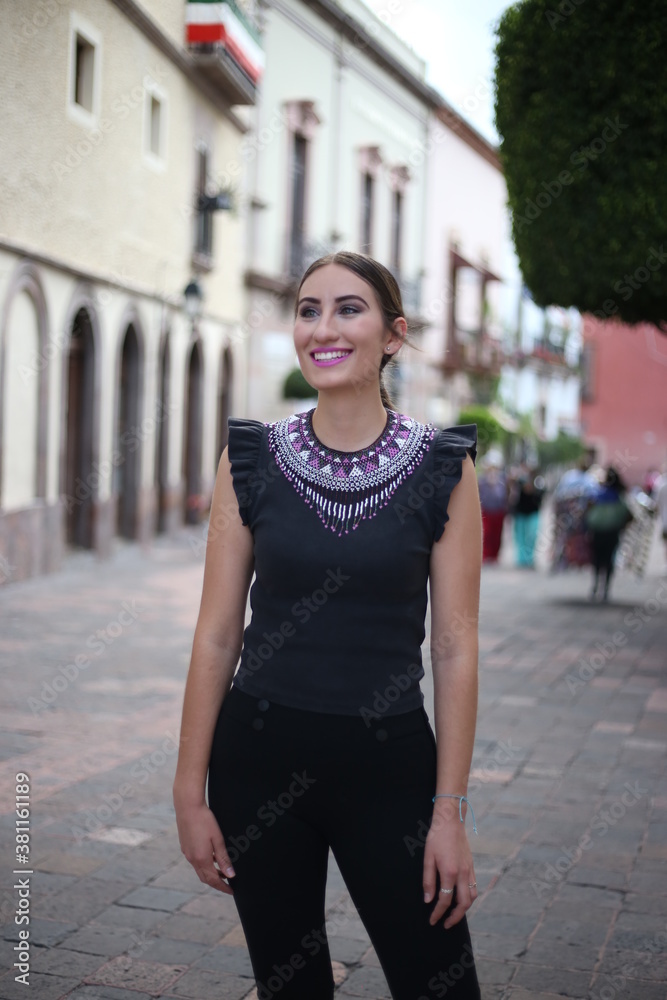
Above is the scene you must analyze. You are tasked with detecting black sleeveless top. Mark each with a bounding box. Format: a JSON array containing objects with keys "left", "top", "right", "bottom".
[{"left": 227, "top": 408, "right": 477, "bottom": 718}]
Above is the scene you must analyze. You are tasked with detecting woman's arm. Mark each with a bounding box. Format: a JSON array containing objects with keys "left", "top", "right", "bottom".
[
  {"left": 423, "top": 454, "right": 482, "bottom": 929},
  {"left": 173, "top": 445, "right": 254, "bottom": 892}
]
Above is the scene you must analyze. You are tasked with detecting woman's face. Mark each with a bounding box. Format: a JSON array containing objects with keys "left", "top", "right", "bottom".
[{"left": 294, "top": 264, "right": 405, "bottom": 396}]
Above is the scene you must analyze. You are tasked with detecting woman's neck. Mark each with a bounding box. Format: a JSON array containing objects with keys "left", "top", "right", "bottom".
[{"left": 310, "top": 390, "right": 390, "bottom": 452}]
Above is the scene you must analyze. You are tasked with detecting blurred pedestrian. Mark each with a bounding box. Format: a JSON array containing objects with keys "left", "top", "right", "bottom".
[
  {"left": 478, "top": 450, "right": 507, "bottom": 563},
  {"left": 654, "top": 469, "right": 667, "bottom": 575},
  {"left": 511, "top": 465, "right": 544, "bottom": 568},
  {"left": 585, "top": 467, "right": 633, "bottom": 602},
  {"left": 551, "top": 455, "right": 599, "bottom": 572}
]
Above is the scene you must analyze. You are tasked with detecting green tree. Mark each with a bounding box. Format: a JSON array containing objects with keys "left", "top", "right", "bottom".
[
  {"left": 457, "top": 406, "right": 507, "bottom": 456},
  {"left": 494, "top": 1, "right": 667, "bottom": 331},
  {"left": 282, "top": 367, "right": 316, "bottom": 400}
]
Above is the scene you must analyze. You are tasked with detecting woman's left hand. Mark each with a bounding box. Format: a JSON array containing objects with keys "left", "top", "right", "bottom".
[{"left": 422, "top": 807, "right": 477, "bottom": 929}]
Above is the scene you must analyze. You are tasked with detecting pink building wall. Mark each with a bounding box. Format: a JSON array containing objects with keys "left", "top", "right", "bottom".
[{"left": 580, "top": 316, "right": 667, "bottom": 484}]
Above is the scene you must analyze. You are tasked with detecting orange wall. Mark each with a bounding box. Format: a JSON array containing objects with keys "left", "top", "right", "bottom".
[{"left": 580, "top": 316, "right": 667, "bottom": 484}]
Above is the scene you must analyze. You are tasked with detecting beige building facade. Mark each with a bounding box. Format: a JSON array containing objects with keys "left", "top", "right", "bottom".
[{"left": 0, "top": 0, "right": 261, "bottom": 583}]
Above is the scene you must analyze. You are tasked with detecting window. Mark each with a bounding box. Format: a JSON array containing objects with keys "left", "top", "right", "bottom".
[
  {"left": 74, "top": 35, "right": 95, "bottom": 111},
  {"left": 68, "top": 15, "right": 101, "bottom": 126},
  {"left": 289, "top": 134, "right": 308, "bottom": 275},
  {"left": 143, "top": 81, "right": 168, "bottom": 169},
  {"left": 149, "top": 97, "right": 161, "bottom": 155},
  {"left": 283, "top": 101, "right": 320, "bottom": 277},
  {"left": 194, "top": 146, "right": 213, "bottom": 259},
  {"left": 391, "top": 189, "right": 403, "bottom": 274},
  {"left": 361, "top": 172, "right": 374, "bottom": 254}
]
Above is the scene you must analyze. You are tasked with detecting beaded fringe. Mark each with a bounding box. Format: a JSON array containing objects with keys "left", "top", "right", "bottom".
[{"left": 267, "top": 410, "right": 435, "bottom": 536}]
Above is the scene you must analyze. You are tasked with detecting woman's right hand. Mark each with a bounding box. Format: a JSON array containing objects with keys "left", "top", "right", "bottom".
[{"left": 174, "top": 798, "right": 236, "bottom": 895}]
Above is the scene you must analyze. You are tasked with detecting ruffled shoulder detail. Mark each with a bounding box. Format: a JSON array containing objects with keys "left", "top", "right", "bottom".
[
  {"left": 432, "top": 424, "right": 478, "bottom": 542},
  {"left": 227, "top": 417, "right": 265, "bottom": 527}
]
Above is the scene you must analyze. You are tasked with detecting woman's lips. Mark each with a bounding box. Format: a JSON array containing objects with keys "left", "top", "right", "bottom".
[{"left": 310, "top": 349, "right": 353, "bottom": 367}]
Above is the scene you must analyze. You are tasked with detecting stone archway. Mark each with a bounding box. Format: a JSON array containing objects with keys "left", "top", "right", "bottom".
[
  {"left": 183, "top": 339, "right": 203, "bottom": 525},
  {"left": 115, "top": 324, "right": 142, "bottom": 539},
  {"left": 216, "top": 345, "right": 233, "bottom": 460},
  {"left": 155, "top": 330, "right": 171, "bottom": 533},
  {"left": 64, "top": 308, "right": 96, "bottom": 549}
]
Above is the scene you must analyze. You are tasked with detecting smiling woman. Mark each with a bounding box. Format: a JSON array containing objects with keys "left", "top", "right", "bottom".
[{"left": 173, "top": 251, "right": 483, "bottom": 1000}]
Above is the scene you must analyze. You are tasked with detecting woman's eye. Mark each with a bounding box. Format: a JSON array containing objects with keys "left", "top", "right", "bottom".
[
  {"left": 299, "top": 307, "right": 317, "bottom": 318},
  {"left": 340, "top": 305, "right": 358, "bottom": 315}
]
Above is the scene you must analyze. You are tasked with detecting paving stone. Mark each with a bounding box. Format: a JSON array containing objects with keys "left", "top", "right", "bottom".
[
  {"left": 0, "top": 971, "right": 81, "bottom": 999},
  {"left": 58, "top": 924, "right": 145, "bottom": 957},
  {"left": 472, "top": 933, "right": 527, "bottom": 962},
  {"left": 475, "top": 958, "right": 516, "bottom": 985},
  {"left": 116, "top": 887, "right": 195, "bottom": 912},
  {"left": 30, "top": 946, "right": 106, "bottom": 977},
  {"left": 86, "top": 955, "right": 186, "bottom": 993},
  {"left": 192, "top": 944, "right": 254, "bottom": 976},
  {"left": 127, "top": 936, "right": 211, "bottom": 966},
  {"left": 157, "top": 914, "right": 228, "bottom": 945},
  {"left": 91, "top": 903, "right": 170, "bottom": 931},
  {"left": 165, "top": 967, "right": 254, "bottom": 998},
  {"left": 179, "top": 893, "right": 240, "bottom": 921},
  {"left": 2, "top": 917, "right": 78, "bottom": 948},
  {"left": 329, "top": 933, "right": 372, "bottom": 964},
  {"left": 512, "top": 963, "right": 591, "bottom": 997},
  {"left": 33, "top": 852, "right": 105, "bottom": 876},
  {"left": 62, "top": 987, "right": 155, "bottom": 1000},
  {"left": 334, "top": 964, "right": 392, "bottom": 997}
]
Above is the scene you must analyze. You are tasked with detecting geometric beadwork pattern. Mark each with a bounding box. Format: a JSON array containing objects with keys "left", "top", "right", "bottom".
[{"left": 267, "top": 408, "right": 436, "bottom": 535}]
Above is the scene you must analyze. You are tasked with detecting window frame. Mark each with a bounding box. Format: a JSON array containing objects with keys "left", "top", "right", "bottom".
[
  {"left": 67, "top": 12, "right": 102, "bottom": 130},
  {"left": 142, "top": 78, "right": 169, "bottom": 172}
]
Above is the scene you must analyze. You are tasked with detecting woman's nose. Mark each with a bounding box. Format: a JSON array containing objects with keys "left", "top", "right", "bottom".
[{"left": 312, "top": 313, "right": 339, "bottom": 341}]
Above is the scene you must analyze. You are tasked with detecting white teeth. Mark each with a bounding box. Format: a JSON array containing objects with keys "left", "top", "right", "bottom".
[{"left": 312, "top": 350, "right": 351, "bottom": 361}]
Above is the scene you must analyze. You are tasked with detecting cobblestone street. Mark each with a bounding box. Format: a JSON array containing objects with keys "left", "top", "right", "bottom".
[{"left": 0, "top": 520, "right": 666, "bottom": 1000}]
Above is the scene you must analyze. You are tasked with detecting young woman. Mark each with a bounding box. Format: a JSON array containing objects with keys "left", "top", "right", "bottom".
[{"left": 173, "top": 252, "right": 482, "bottom": 999}]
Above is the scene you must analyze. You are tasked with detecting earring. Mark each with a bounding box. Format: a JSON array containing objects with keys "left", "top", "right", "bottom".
[{"left": 386, "top": 347, "right": 392, "bottom": 353}]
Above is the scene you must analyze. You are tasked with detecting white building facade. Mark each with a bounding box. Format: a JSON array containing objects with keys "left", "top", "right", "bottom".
[
  {"left": 0, "top": 0, "right": 262, "bottom": 583},
  {"left": 238, "top": 0, "right": 438, "bottom": 421}
]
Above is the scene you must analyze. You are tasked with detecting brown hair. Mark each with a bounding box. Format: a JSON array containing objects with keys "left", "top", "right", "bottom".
[{"left": 295, "top": 251, "right": 408, "bottom": 409}]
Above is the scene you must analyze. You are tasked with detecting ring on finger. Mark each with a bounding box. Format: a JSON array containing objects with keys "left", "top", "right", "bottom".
[
  {"left": 439, "top": 887, "right": 454, "bottom": 895},
  {"left": 468, "top": 882, "right": 477, "bottom": 888}
]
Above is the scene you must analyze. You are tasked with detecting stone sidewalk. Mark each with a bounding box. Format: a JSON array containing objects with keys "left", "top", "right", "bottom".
[{"left": 0, "top": 523, "right": 666, "bottom": 1000}]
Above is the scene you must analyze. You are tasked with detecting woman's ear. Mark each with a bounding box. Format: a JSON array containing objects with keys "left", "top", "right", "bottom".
[{"left": 385, "top": 317, "right": 407, "bottom": 354}]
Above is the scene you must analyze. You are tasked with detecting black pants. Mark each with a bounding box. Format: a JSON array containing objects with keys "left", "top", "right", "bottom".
[
  {"left": 207, "top": 686, "right": 480, "bottom": 1000},
  {"left": 590, "top": 530, "right": 620, "bottom": 594}
]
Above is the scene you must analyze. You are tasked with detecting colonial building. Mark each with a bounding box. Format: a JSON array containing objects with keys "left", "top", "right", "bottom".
[{"left": 0, "top": 0, "right": 263, "bottom": 583}]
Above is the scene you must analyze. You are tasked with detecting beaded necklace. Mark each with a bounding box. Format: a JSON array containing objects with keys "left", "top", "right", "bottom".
[{"left": 267, "top": 407, "right": 435, "bottom": 536}]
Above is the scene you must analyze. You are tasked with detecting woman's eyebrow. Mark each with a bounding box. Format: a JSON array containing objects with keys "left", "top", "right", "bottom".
[{"left": 296, "top": 294, "right": 369, "bottom": 307}]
